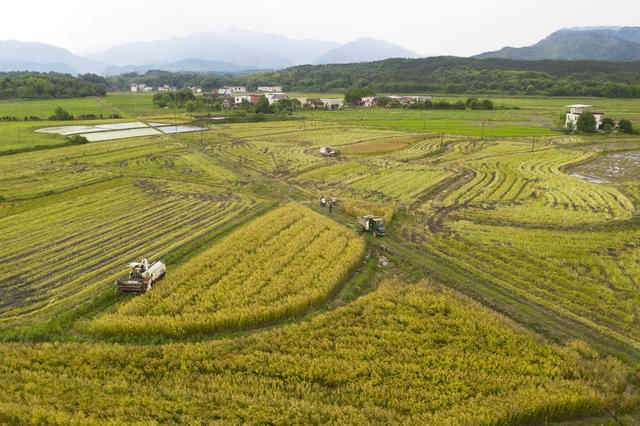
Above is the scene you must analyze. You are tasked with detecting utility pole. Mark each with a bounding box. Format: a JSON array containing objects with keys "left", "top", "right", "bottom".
[
  {"left": 531, "top": 136, "right": 535, "bottom": 153},
  {"left": 423, "top": 116, "right": 427, "bottom": 131},
  {"left": 481, "top": 121, "right": 485, "bottom": 139}
]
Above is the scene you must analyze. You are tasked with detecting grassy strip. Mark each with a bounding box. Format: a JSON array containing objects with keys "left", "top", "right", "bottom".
[{"left": 0, "top": 136, "right": 89, "bottom": 156}]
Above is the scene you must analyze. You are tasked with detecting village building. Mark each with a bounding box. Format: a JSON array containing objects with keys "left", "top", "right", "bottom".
[
  {"left": 218, "top": 86, "right": 247, "bottom": 95},
  {"left": 234, "top": 94, "right": 263, "bottom": 105},
  {"left": 266, "top": 93, "right": 288, "bottom": 105},
  {"left": 361, "top": 96, "right": 376, "bottom": 107},
  {"left": 257, "top": 86, "right": 283, "bottom": 92},
  {"left": 320, "top": 98, "right": 344, "bottom": 109},
  {"left": 565, "top": 104, "right": 604, "bottom": 131},
  {"left": 308, "top": 99, "right": 325, "bottom": 109},
  {"left": 158, "top": 84, "right": 177, "bottom": 92},
  {"left": 130, "top": 83, "right": 154, "bottom": 93}
]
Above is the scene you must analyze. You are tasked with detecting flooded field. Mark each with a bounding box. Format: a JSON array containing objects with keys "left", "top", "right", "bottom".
[{"left": 568, "top": 150, "right": 640, "bottom": 183}]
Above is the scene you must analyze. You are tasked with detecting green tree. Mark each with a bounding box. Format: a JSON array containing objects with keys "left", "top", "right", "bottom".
[
  {"left": 601, "top": 117, "right": 615, "bottom": 132},
  {"left": 619, "top": 119, "right": 634, "bottom": 134},
  {"left": 255, "top": 95, "right": 272, "bottom": 114},
  {"left": 481, "top": 99, "right": 494, "bottom": 110},
  {"left": 576, "top": 112, "right": 597, "bottom": 133},
  {"left": 344, "top": 87, "right": 375, "bottom": 105},
  {"left": 50, "top": 106, "right": 73, "bottom": 121}
]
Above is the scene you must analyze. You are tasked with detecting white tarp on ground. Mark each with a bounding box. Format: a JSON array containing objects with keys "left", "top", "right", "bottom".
[
  {"left": 157, "top": 125, "right": 207, "bottom": 134},
  {"left": 94, "top": 122, "right": 148, "bottom": 130},
  {"left": 79, "top": 128, "right": 161, "bottom": 142},
  {"left": 35, "top": 125, "right": 101, "bottom": 135},
  {"left": 35, "top": 122, "right": 149, "bottom": 135}
]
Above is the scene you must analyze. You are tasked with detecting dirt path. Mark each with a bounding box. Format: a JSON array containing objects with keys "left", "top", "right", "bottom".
[{"left": 91, "top": 97, "right": 127, "bottom": 117}]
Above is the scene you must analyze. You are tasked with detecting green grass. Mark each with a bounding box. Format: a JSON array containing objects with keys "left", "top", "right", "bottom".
[{"left": 0, "top": 97, "right": 113, "bottom": 118}]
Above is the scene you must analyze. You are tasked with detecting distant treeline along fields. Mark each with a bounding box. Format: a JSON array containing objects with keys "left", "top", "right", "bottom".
[{"left": 4, "top": 56, "right": 640, "bottom": 99}]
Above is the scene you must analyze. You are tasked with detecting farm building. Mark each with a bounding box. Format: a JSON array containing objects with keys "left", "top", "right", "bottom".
[
  {"left": 565, "top": 104, "right": 604, "bottom": 131},
  {"left": 257, "top": 86, "right": 282, "bottom": 92}
]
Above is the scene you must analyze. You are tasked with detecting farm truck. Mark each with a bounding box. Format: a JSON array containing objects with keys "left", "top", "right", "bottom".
[
  {"left": 357, "top": 215, "right": 386, "bottom": 237},
  {"left": 116, "top": 258, "right": 166, "bottom": 294}
]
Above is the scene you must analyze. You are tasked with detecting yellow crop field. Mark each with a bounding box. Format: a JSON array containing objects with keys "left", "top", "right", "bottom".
[
  {"left": 2, "top": 282, "right": 636, "bottom": 424},
  {"left": 85, "top": 203, "right": 365, "bottom": 338}
]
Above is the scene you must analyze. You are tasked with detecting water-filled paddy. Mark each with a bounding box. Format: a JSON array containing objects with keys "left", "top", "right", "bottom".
[{"left": 568, "top": 150, "right": 640, "bottom": 183}]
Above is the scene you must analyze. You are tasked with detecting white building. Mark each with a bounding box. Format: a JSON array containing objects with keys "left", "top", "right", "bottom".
[
  {"left": 218, "top": 86, "right": 247, "bottom": 95},
  {"left": 320, "top": 98, "right": 344, "bottom": 109},
  {"left": 130, "top": 84, "right": 138, "bottom": 93},
  {"left": 361, "top": 96, "right": 376, "bottom": 107},
  {"left": 257, "top": 86, "right": 282, "bottom": 92},
  {"left": 565, "top": 105, "right": 604, "bottom": 131},
  {"left": 266, "top": 93, "right": 288, "bottom": 105}
]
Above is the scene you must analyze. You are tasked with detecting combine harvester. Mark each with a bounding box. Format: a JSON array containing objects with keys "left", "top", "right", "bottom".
[
  {"left": 116, "top": 258, "right": 166, "bottom": 294},
  {"left": 320, "top": 146, "right": 340, "bottom": 157}
]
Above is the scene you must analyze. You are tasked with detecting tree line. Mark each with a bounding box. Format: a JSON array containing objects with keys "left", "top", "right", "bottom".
[
  {"left": 103, "top": 57, "right": 640, "bottom": 98},
  {"left": 0, "top": 72, "right": 106, "bottom": 99}
]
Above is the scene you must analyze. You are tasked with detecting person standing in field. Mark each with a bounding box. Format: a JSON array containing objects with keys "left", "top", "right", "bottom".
[
  {"left": 329, "top": 202, "right": 333, "bottom": 213},
  {"left": 332, "top": 196, "right": 337, "bottom": 207},
  {"left": 320, "top": 196, "right": 326, "bottom": 208}
]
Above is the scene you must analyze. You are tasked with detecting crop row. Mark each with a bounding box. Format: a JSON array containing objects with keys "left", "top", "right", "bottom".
[{"left": 85, "top": 203, "right": 365, "bottom": 338}]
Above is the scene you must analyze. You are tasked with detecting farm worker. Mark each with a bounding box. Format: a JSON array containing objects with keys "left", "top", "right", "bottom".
[
  {"left": 329, "top": 203, "right": 333, "bottom": 213},
  {"left": 332, "top": 196, "right": 337, "bottom": 207},
  {"left": 321, "top": 196, "right": 326, "bottom": 207}
]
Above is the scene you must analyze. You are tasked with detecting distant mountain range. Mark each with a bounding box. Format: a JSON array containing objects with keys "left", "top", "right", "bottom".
[
  {"left": 0, "top": 29, "right": 421, "bottom": 76},
  {"left": 476, "top": 26, "right": 640, "bottom": 61},
  {"left": 4, "top": 26, "right": 640, "bottom": 77}
]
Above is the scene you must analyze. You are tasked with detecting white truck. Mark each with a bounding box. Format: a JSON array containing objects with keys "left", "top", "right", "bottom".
[{"left": 116, "top": 258, "right": 166, "bottom": 294}]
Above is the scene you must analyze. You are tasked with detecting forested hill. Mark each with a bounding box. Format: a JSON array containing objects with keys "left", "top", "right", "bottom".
[
  {"left": 0, "top": 72, "right": 107, "bottom": 100},
  {"left": 241, "top": 57, "right": 640, "bottom": 97}
]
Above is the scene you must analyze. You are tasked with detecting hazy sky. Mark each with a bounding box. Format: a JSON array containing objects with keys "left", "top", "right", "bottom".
[{"left": 3, "top": 0, "right": 640, "bottom": 56}]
